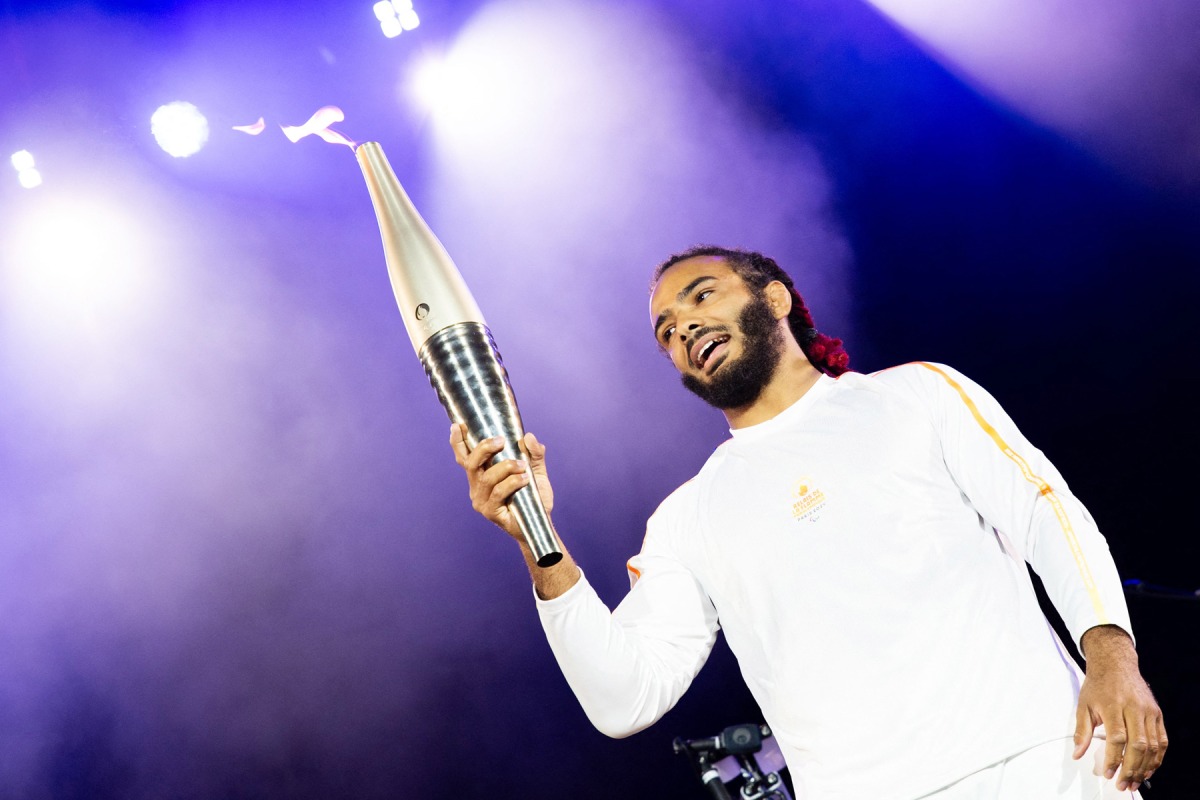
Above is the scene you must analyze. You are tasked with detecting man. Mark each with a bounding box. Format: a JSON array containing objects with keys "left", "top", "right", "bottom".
[{"left": 450, "top": 246, "right": 1166, "bottom": 799}]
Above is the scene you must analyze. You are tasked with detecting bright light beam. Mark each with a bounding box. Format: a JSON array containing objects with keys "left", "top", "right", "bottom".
[
  {"left": 407, "top": 47, "right": 518, "bottom": 137},
  {"left": 410, "top": 53, "right": 450, "bottom": 115},
  {"left": 3, "top": 194, "right": 160, "bottom": 335},
  {"left": 863, "top": 0, "right": 1200, "bottom": 185}
]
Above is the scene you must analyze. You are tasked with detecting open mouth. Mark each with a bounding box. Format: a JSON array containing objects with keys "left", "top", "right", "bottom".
[{"left": 691, "top": 333, "right": 731, "bottom": 372}]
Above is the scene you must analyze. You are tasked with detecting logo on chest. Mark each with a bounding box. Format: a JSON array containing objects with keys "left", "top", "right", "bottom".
[{"left": 790, "top": 476, "right": 827, "bottom": 523}]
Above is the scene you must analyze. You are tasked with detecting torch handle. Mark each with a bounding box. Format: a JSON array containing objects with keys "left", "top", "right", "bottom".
[{"left": 420, "top": 323, "right": 564, "bottom": 567}]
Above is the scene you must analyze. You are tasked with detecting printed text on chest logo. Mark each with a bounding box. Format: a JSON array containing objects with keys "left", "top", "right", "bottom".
[{"left": 790, "top": 477, "right": 828, "bottom": 523}]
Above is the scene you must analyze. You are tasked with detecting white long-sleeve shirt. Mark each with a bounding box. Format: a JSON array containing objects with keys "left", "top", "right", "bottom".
[{"left": 536, "top": 363, "right": 1132, "bottom": 800}]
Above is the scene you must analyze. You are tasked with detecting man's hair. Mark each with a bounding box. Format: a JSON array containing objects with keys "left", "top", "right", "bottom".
[{"left": 652, "top": 245, "right": 850, "bottom": 376}]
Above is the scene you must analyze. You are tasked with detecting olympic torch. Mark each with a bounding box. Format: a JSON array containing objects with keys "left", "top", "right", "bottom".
[{"left": 356, "top": 142, "right": 563, "bottom": 567}]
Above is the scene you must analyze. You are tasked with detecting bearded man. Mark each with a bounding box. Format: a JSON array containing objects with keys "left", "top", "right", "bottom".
[{"left": 450, "top": 246, "right": 1166, "bottom": 800}]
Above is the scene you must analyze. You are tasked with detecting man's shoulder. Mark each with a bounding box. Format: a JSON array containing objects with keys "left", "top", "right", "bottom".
[
  {"left": 857, "top": 361, "right": 970, "bottom": 394},
  {"left": 866, "top": 360, "right": 957, "bottom": 379}
]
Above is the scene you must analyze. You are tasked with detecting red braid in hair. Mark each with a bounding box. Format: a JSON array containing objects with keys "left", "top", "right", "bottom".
[
  {"left": 786, "top": 286, "right": 851, "bottom": 377},
  {"left": 653, "top": 245, "right": 851, "bottom": 377}
]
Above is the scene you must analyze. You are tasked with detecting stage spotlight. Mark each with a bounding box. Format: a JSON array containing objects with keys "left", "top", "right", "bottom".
[
  {"left": 374, "top": 0, "right": 418, "bottom": 38},
  {"left": 150, "top": 101, "right": 209, "bottom": 158},
  {"left": 17, "top": 169, "right": 43, "bottom": 189},
  {"left": 11, "top": 150, "right": 35, "bottom": 171},
  {"left": 381, "top": 17, "right": 403, "bottom": 38},
  {"left": 10, "top": 149, "right": 42, "bottom": 188}
]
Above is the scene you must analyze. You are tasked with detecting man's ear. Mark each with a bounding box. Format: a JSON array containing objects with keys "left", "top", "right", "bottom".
[{"left": 764, "top": 281, "right": 793, "bottom": 320}]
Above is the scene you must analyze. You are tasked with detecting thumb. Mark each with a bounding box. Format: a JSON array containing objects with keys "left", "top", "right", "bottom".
[
  {"left": 1073, "top": 701, "right": 1095, "bottom": 760},
  {"left": 523, "top": 432, "right": 547, "bottom": 463}
]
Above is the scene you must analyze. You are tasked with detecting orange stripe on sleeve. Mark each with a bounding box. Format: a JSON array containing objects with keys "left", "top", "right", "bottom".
[{"left": 915, "top": 362, "right": 1109, "bottom": 624}]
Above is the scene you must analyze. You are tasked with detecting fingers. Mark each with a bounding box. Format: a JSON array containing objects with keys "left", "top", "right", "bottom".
[
  {"left": 1102, "top": 722, "right": 1126, "bottom": 786},
  {"left": 454, "top": 426, "right": 546, "bottom": 476},
  {"left": 471, "top": 444, "right": 526, "bottom": 501},
  {"left": 1105, "top": 710, "right": 1169, "bottom": 793},
  {"left": 479, "top": 459, "right": 530, "bottom": 511},
  {"left": 464, "top": 433, "right": 508, "bottom": 473},
  {"left": 1114, "top": 713, "right": 1151, "bottom": 792},
  {"left": 1072, "top": 704, "right": 1094, "bottom": 760},
  {"left": 450, "top": 422, "right": 521, "bottom": 491},
  {"left": 447, "top": 424, "right": 553, "bottom": 544},
  {"left": 523, "top": 432, "right": 549, "bottom": 475},
  {"left": 1142, "top": 713, "right": 1166, "bottom": 784},
  {"left": 1078, "top": 701, "right": 1169, "bottom": 793},
  {"left": 524, "top": 431, "right": 546, "bottom": 460},
  {"left": 449, "top": 423, "right": 470, "bottom": 465}
]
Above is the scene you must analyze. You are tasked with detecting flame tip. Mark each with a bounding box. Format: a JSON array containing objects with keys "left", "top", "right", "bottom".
[
  {"left": 232, "top": 116, "right": 267, "bottom": 135},
  {"left": 281, "top": 106, "right": 356, "bottom": 148}
]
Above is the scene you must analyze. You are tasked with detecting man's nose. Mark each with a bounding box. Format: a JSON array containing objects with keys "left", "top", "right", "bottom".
[{"left": 679, "top": 319, "right": 703, "bottom": 343}]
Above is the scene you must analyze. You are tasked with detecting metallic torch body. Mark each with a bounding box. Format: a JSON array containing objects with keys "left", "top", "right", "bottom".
[{"left": 356, "top": 142, "right": 563, "bottom": 567}]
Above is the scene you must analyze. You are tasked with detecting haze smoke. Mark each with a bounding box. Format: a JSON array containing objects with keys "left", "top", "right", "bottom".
[{"left": 865, "top": 0, "right": 1200, "bottom": 187}]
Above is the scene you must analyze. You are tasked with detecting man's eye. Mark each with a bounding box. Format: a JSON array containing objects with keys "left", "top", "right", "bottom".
[
  {"left": 661, "top": 325, "right": 675, "bottom": 343},
  {"left": 696, "top": 289, "right": 713, "bottom": 302}
]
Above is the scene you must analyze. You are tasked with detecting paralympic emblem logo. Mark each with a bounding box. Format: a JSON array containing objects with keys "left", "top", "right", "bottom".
[{"left": 790, "top": 477, "right": 827, "bottom": 523}]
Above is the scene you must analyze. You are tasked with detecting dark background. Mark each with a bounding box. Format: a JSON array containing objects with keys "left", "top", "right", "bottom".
[{"left": 0, "top": 0, "right": 1195, "bottom": 798}]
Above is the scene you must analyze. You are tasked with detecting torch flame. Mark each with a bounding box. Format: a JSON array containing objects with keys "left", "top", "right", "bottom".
[
  {"left": 281, "top": 106, "right": 356, "bottom": 148},
  {"left": 232, "top": 117, "right": 266, "bottom": 135}
]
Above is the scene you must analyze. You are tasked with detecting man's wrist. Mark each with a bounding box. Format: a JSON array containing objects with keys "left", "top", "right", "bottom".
[
  {"left": 1081, "top": 624, "right": 1136, "bottom": 663},
  {"left": 517, "top": 540, "right": 580, "bottom": 600}
]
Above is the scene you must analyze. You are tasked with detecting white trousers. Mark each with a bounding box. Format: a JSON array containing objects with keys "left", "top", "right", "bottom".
[{"left": 918, "top": 736, "right": 1142, "bottom": 800}]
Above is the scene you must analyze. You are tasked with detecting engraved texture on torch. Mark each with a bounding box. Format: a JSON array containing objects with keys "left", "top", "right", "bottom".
[{"left": 419, "top": 323, "right": 562, "bottom": 567}]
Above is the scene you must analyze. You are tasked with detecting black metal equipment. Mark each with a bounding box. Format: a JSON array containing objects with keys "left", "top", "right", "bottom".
[{"left": 674, "top": 724, "right": 793, "bottom": 800}]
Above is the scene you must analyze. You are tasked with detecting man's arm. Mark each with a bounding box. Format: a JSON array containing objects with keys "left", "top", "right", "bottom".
[
  {"left": 911, "top": 363, "right": 1167, "bottom": 793},
  {"left": 449, "top": 424, "right": 719, "bottom": 737}
]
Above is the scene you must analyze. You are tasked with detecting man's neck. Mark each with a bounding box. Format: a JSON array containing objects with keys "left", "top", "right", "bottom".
[{"left": 723, "top": 355, "right": 824, "bottom": 429}]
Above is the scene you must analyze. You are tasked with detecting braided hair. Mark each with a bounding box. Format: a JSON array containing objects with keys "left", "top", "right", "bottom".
[{"left": 652, "top": 245, "right": 850, "bottom": 377}]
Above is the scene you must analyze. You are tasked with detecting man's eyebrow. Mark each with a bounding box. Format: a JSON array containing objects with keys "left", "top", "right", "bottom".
[{"left": 653, "top": 275, "right": 717, "bottom": 334}]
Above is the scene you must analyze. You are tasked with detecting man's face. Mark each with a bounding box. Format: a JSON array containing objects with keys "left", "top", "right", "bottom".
[{"left": 649, "top": 256, "right": 787, "bottom": 410}]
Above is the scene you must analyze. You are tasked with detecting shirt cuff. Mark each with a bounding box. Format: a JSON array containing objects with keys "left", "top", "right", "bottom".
[{"left": 532, "top": 568, "right": 592, "bottom": 613}]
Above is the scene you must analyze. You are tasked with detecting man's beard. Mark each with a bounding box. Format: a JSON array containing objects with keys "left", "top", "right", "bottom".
[{"left": 681, "top": 293, "right": 786, "bottom": 410}]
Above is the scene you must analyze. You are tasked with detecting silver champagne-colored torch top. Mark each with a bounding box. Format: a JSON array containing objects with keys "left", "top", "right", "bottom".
[{"left": 356, "top": 141, "right": 487, "bottom": 353}]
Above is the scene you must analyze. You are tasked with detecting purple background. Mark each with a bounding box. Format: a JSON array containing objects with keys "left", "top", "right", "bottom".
[{"left": 1, "top": 1, "right": 1196, "bottom": 797}]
